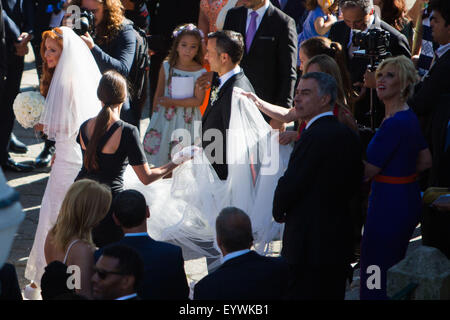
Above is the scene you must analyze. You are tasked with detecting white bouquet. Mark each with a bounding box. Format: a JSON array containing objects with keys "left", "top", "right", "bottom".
[{"left": 13, "top": 91, "right": 45, "bottom": 129}]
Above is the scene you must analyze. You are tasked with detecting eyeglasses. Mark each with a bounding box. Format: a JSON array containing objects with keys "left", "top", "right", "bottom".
[{"left": 93, "top": 267, "right": 126, "bottom": 280}]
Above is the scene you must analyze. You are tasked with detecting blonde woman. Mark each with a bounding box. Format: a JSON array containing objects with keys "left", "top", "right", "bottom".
[{"left": 44, "top": 179, "right": 112, "bottom": 299}]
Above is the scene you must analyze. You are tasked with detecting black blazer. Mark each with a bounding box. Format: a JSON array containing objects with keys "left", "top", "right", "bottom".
[
  {"left": 0, "top": 263, "right": 22, "bottom": 300},
  {"left": 2, "top": 0, "right": 33, "bottom": 48},
  {"left": 328, "top": 15, "right": 411, "bottom": 84},
  {"left": 223, "top": 4, "right": 298, "bottom": 109},
  {"left": 273, "top": 116, "right": 363, "bottom": 267},
  {"left": 95, "top": 235, "right": 189, "bottom": 300},
  {"left": 409, "top": 50, "right": 450, "bottom": 150},
  {"left": 201, "top": 70, "right": 254, "bottom": 180},
  {"left": 193, "top": 251, "right": 289, "bottom": 300},
  {"left": 0, "top": 0, "right": 7, "bottom": 79},
  {"left": 270, "top": 0, "right": 307, "bottom": 33}
]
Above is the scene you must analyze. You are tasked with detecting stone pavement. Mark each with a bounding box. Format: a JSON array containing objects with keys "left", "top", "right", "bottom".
[{"left": 4, "top": 44, "right": 422, "bottom": 300}]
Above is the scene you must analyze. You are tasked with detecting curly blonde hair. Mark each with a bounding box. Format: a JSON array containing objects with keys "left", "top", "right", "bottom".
[
  {"left": 40, "top": 27, "right": 64, "bottom": 98},
  {"left": 69, "top": 0, "right": 124, "bottom": 45}
]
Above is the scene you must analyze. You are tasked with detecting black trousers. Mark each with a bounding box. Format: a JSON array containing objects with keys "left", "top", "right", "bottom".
[
  {"left": 0, "top": 53, "right": 24, "bottom": 165},
  {"left": 285, "top": 264, "right": 351, "bottom": 300}
]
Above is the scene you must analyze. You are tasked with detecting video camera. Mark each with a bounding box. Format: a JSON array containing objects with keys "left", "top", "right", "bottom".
[
  {"left": 352, "top": 28, "right": 391, "bottom": 66},
  {"left": 72, "top": 9, "right": 95, "bottom": 37}
]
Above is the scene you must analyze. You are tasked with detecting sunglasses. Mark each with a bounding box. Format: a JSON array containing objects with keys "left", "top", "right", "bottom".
[{"left": 94, "top": 267, "right": 126, "bottom": 280}]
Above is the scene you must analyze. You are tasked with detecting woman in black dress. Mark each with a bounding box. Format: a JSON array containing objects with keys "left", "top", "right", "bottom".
[{"left": 75, "top": 70, "right": 185, "bottom": 247}]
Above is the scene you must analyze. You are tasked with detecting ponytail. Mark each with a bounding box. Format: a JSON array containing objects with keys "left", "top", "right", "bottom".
[
  {"left": 85, "top": 70, "right": 127, "bottom": 172},
  {"left": 84, "top": 106, "right": 113, "bottom": 172}
]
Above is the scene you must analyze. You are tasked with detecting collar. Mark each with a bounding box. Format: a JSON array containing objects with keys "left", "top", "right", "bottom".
[
  {"left": 219, "top": 65, "right": 241, "bottom": 90},
  {"left": 247, "top": 1, "right": 270, "bottom": 19},
  {"left": 305, "top": 111, "right": 334, "bottom": 130},
  {"left": 436, "top": 43, "right": 450, "bottom": 58},
  {"left": 222, "top": 249, "right": 251, "bottom": 264},
  {"left": 115, "top": 293, "right": 138, "bottom": 300},
  {"left": 124, "top": 232, "right": 149, "bottom": 237}
]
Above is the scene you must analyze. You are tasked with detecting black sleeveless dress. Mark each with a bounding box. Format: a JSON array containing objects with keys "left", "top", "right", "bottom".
[{"left": 75, "top": 119, "right": 147, "bottom": 247}]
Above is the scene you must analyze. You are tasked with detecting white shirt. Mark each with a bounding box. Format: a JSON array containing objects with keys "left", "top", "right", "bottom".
[
  {"left": 218, "top": 65, "right": 241, "bottom": 90},
  {"left": 115, "top": 293, "right": 138, "bottom": 300},
  {"left": 246, "top": 1, "right": 270, "bottom": 33},
  {"left": 436, "top": 43, "right": 450, "bottom": 58},
  {"left": 305, "top": 111, "right": 334, "bottom": 130},
  {"left": 222, "top": 249, "right": 251, "bottom": 264}
]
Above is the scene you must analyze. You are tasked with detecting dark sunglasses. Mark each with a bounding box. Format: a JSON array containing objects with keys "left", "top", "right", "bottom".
[{"left": 94, "top": 267, "right": 126, "bottom": 280}]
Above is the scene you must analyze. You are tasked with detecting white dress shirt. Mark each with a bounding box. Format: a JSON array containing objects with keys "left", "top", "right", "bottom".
[
  {"left": 246, "top": 2, "right": 270, "bottom": 33},
  {"left": 436, "top": 43, "right": 450, "bottom": 58},
  {"left": 218, "top": 65, "right": 242, "bottom": 90},
  {"left": 305, "top": 111, "right": 334, "bottom": 130},
  {"left": 221, "top": 249, "right": 251, "bottom": 264}
]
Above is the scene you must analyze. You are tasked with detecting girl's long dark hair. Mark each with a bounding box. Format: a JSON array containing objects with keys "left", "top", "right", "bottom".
[{"left": 84, "top": 70, "right": 127, "bottom": 172}]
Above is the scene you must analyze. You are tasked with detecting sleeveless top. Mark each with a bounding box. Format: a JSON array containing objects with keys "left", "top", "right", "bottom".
[{"left": 63, "top": 239, "right": 80, "bottom": 264}]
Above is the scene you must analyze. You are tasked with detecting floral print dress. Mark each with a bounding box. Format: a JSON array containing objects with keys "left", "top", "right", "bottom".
[{"left": 143, "top": 61, "right": 206, "bottom": 166}]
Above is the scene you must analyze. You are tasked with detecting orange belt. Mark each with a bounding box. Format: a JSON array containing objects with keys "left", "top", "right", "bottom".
[{"left": 374, "top": 174, "right": 418, "bottom": 184}]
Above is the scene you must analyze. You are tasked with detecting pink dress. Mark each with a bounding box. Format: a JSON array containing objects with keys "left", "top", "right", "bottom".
[{"left": 200, "top": 0, "right": 240, "bottom": 32}]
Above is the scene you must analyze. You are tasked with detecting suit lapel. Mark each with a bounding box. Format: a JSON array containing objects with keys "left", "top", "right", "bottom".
[{"left": 202, "top": 72, "right": 242, "bottom": 122}]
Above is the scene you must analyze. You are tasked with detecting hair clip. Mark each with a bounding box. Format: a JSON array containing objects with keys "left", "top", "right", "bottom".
[
  {"left": 173, "top": 24, "right": 204, "bottom": 39},
  {"left": 52, "top": 29, "right": 63, "bottom": 38}
]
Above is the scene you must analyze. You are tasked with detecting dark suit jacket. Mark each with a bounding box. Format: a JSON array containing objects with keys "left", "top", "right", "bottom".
[
  {"left": 273, "top": 116, "right": 363, "bottom": 267},
  {"left": 0, "top": 263, "right": 22, "bottom": 300},
  {"left": 270, "top": 0, "right": 307, "bottom": 33},
  {"left": 201, "top": 70, "right": 254, "bottom": 180},
  {"left": 0, "top": 0, "right": 7, "bottom": 80},
  {"left": 409, "top": 50, "right": 450, "bottom": 154},
  {"left": 193, "top": 251, "right": 289, "bottom": 300},
  {"left": 2, "top": 0, "right": 33, "bottom": 50},
  {"left": 95, "top": 235, "right": 189, "bottom": 300},
  {"left": 328, "top": 15, "right": 411, "bottom": 84},
  {"left": 223, "top": 4, "right": 297, "bottom": 109}
]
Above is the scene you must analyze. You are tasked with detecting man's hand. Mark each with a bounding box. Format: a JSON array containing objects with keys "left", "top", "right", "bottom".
[
  {"left": 80, "top": 32, "right": 95, "bottom": 50},
  {"left": 363, "top": 69, "right": 376, "bottom": 89},
  {"left": 278, "top": 131, "right": 297, "bottom": 145},
  {"left": 196, "top": 72, "right": 214, "bottom": 90}
]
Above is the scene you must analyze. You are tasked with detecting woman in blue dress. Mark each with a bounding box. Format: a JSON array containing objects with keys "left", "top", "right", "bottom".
[{"left": 360, "top": 56, "right": 432, "bottom": 300}]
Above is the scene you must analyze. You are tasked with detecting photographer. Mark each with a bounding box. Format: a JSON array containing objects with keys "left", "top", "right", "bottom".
[
  {"left": 328, "top": 0, "right": 411, "bottom": 129},
  {"left": 68, "top": 0, "right": 138, "bottom": 126}
]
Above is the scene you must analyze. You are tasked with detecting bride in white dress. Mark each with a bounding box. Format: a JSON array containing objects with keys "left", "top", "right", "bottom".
[
  {"left": 124, "top": 88, "right": 292, "bottom": 271},
  {"left": 24, "top": 26, "right": 102, "bottom": 298}
]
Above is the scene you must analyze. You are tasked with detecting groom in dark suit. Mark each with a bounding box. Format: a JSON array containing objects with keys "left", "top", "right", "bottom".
[
  {"left": 223, "top": 0, "right": 297, "bottom": 130},
  {"left": 201, "top": 30, "right": 254, "bottom": 181},
  {"left": 273, "top": 72, "right": 363, "bottom": 299}
]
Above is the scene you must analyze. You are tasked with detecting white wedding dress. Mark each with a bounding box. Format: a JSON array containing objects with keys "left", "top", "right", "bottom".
[
  {"left": 25, "top": 27, "right": 102, "bottom": 287},
  {"left": 124, "top": 88, "right": 292, "bottom": 270}
]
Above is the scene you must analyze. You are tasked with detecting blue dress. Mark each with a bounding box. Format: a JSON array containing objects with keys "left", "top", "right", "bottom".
[
  {"left": 298, "top": 6, "right": 330, "bottom": 45},
  {"left": 360, "top": 109, "right": 428, "bottom": 300}
]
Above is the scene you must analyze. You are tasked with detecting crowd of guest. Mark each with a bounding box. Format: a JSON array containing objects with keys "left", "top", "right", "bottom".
[{"left": 0, "top": 0, "right": 449, "bottom": 301}]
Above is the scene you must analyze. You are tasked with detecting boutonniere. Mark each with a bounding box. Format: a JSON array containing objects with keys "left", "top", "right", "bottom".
[{"left": 210, "top": 86, "right": 220, "bottom": 105}]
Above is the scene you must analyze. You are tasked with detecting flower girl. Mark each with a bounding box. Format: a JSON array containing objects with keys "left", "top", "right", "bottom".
[{"left": 143, "top": 24, "right": 206, "bottom": 166}]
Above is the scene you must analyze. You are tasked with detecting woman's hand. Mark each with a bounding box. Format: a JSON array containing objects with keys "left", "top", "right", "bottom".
[
  {"left": 241, "top": 91, "right": 259, "bottom": 105},
  {"left": 50, "top": 153, "right": 56, "bottom": 166},
  {"left": 196, "top": 72, "right": 214, "bottom": 90},
  {"left": 34, "top": 123, "right": 44, "bottom": 132},
  {"left": 80, "top": 32, "right": 95, "bottom": 50}
]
